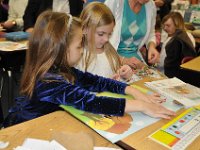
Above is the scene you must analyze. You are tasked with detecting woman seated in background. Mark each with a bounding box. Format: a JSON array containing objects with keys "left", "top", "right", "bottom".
[
  {"left": 158, "top": 12, "right": 197, "bottom": 80},
  {"left": 1, "top": 0, "right": 28, "bottom": 31}
]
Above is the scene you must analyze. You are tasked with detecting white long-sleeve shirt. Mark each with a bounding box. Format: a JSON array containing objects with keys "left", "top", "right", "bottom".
[
  {"left": 104, "top": 0, "right": 157, "bottom": 60},
  {"left": 7, "top": 0, "right": 28, "bottom": 31},
  {"left": 76, "top": 50, "right": 114, "bottom": 78}
]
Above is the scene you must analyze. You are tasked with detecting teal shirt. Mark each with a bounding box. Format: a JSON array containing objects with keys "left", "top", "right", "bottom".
[{"left": 118, "top": 0, "right": 147, "bottom": 60}]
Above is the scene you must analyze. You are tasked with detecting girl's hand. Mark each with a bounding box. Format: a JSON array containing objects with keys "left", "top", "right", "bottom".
[
  {"left": 142, "top": 101, "right": 176, "bottom": 119},
  {"left": 125, "top": 100, "right": 176, "bottom": 119},
  {"left": 118, "top": 65, "right": 133, "bottom": 81},
  {"left": 138, "top": 92, "right": 166, "bottom": 104},
  {"left": 125, "top": 86, "right": 165, "bottom": 104}
]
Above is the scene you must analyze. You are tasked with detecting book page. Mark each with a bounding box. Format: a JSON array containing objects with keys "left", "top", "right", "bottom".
[{"left": 145, "top": 78, "right": 200, "bottom": 107}]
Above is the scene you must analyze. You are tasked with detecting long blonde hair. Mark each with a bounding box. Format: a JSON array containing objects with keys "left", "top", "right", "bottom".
[
  {"left": 20, "top": 11, "right": 82, "bottom": 97},
  {"left": 80, "top": 2, "right": 121, "bottom": 73}
]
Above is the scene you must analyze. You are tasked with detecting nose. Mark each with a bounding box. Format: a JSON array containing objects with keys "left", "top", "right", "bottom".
[
  {"left": 103, "top": 35, "right": 109, "bottom": 43},
  {"left": 163, "top": 26, "right": 167, "bottom": 31}
]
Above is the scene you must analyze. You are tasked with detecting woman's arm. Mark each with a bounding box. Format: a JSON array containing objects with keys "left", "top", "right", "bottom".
[
  {"left": 144, "top": 1, "right": 159, "bottom": 64},
  {"left": 147, "top": 41, "right": 160, "bottom": 64}
]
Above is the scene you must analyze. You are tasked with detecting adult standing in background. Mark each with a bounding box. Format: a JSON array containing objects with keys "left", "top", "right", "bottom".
[
  {"left": 1, "top": 0, "right": 28, "bottom": 31},
  {"left": 104, "top": 0, "right": 159, "bottom": 69},
  {"left": 23, "top": 0, "right": 84, "bottom": 33}
]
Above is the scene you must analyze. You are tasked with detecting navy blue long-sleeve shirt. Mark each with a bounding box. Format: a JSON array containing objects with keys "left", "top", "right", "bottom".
[{"left": 3, "top": 68, "right": 127, "bottom": 127}]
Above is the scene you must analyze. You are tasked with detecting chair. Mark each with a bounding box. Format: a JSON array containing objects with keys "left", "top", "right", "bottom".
[
  {"left": 0, "top": 68, "right": 4, "bottom": 124},
  {"left": 0, "top": 51, "right": 25, "bottom": 120}
]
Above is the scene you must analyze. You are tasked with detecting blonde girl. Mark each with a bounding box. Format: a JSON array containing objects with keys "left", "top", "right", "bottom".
[{"left": 77, "top": 2, "right": 133, "bottom": 81}]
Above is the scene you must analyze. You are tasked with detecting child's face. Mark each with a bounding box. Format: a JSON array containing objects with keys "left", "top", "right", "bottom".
[
  {"left": 163, "top": 18, "right": 176, "bottom": 36},
  {"left": 93, "top": 22, "right": 115, "bottom": 50},
  {"left": 67, "top": 28, "right": 83, "bottom": 67}
]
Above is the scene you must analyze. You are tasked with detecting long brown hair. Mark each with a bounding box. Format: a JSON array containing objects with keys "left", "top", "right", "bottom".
[
  {"left": 162, "top": 12, "right": 186, "bottom": 30},
  {"left": 20, "top": 11, "right": 82, "bottom": 97},
  {"left": 80, "top": 2, "right": 121, "bottom": 73}
]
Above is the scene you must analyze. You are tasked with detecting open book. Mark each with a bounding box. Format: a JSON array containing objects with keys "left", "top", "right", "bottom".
[{"left": 145, "top": 77, "right": 200, "bottom": 107}]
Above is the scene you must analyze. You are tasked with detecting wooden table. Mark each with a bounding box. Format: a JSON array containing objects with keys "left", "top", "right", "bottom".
[
  {"left": 0, "top": 111, "right": 120, "bottom": 149},
  {"left": 117, "top": 77, "right": 200, "bottom": 150},
  {"left": 180, "top": 56, "right": 200, "bottom": 72},
  {"left": 1, "top": 78, "right": 200, "bottom": 150},
  {"left": 119, "top": 109, "right": 200, "bottom": 150},
  {"left": 180, "top": 56, "right": 200, "bottom": 87}
]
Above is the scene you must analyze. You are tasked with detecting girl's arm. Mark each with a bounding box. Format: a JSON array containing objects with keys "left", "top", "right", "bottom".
[
  {"left": 36, "top": 76, "right": 126, "bottom": 116},
  {"left": 74, "top": 68, "right": 128, "bottom": 94},
  {"left": 34, "top": 77, "right": 175, "bottom": 119},
  {"left": 75, "top": 68, "right": 164, "bottom": 104},
  {"left": 37, "top": 74, "right": 175, "bottom": 119}
]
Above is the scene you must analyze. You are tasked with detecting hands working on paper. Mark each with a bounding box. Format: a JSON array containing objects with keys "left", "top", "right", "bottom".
[
  {"left": 122, "top": 77, "right": 176, "bottom": 119},
  {"left": 125, "top": 86, "right": 175, "bottom": 119},
  {"left": 139, "top": 100, "right": 176, "bottom": 119},
  {"left": 112, "top": 65, "right": 133, "bottom": 81}
]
